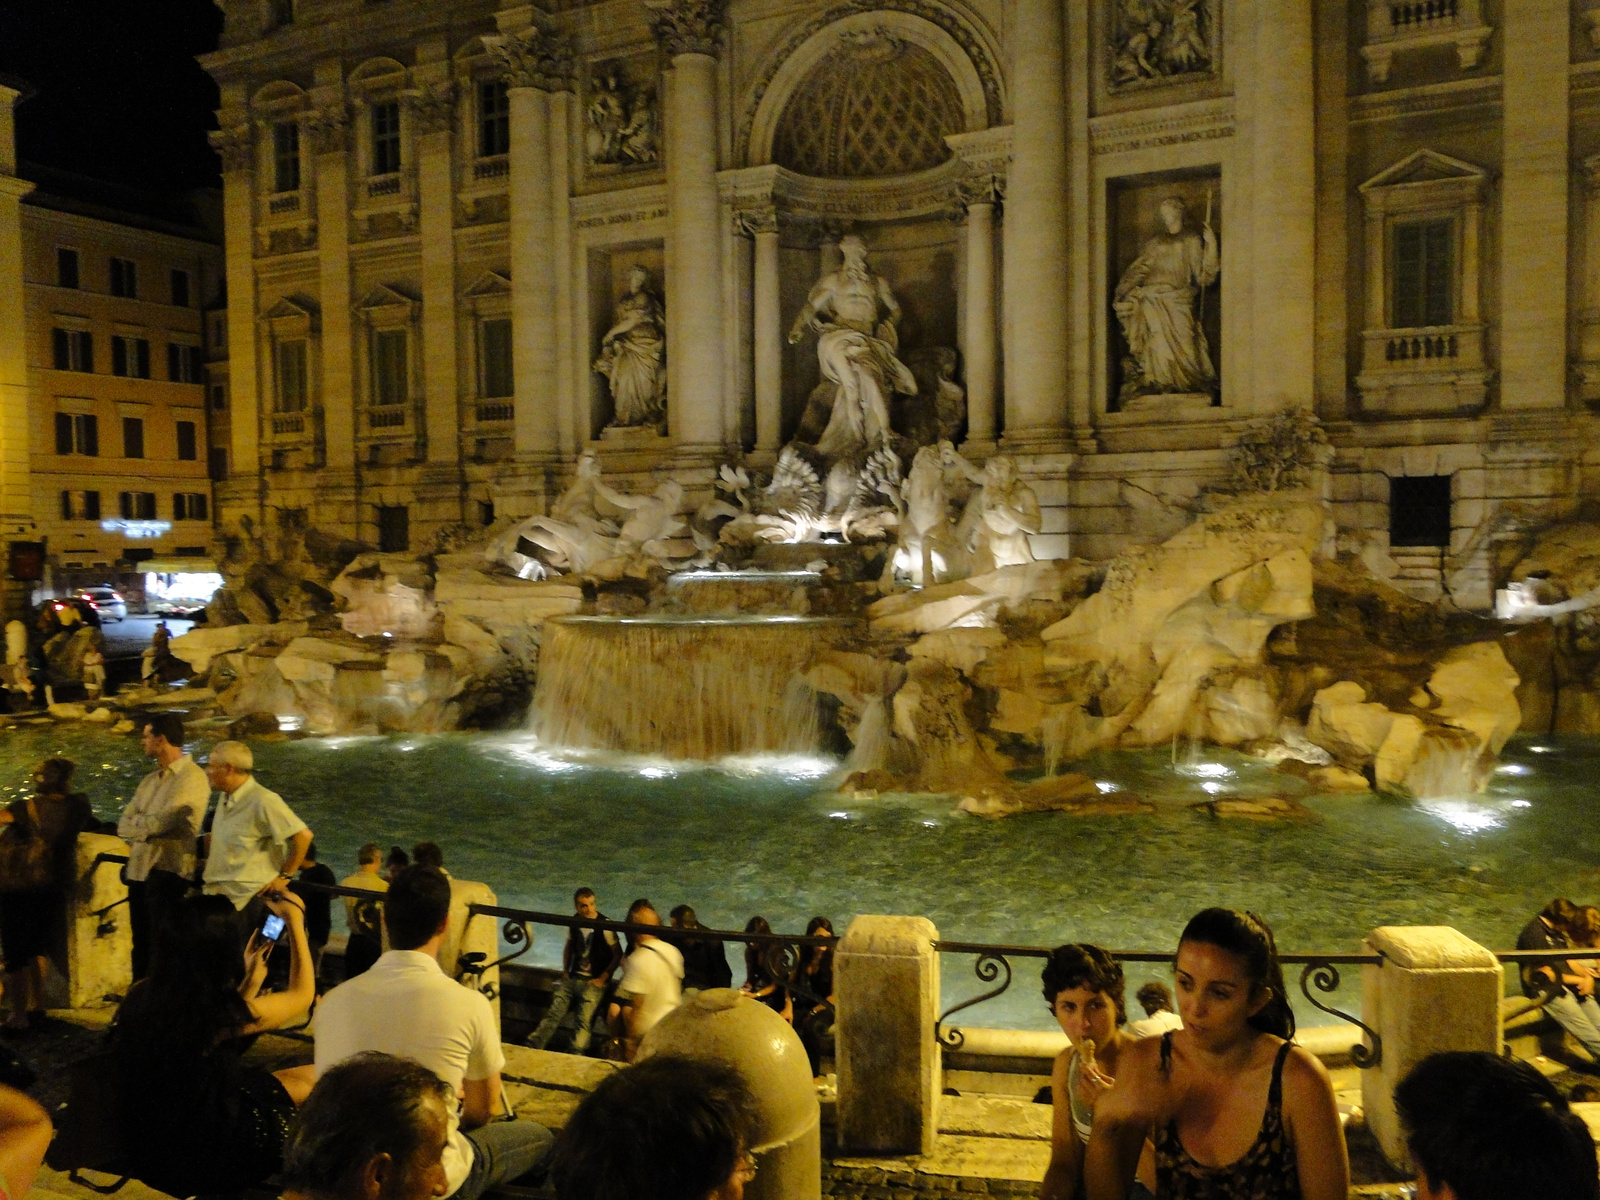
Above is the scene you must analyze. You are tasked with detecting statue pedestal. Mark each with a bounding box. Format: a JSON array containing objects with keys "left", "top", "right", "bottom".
[
  {"left": 600, "top": 423, "right": 667, "bottom": 443},
  {"left": 1119, "top": 391, "right": 1215, "bottom": 413}
]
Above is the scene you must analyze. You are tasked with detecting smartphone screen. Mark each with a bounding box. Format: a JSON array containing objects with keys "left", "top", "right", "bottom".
[{"left": 261, "top": 913, "right": 286, "bottom": 943}]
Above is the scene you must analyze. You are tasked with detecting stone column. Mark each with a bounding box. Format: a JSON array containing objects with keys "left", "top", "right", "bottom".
[
  {"left": 1500, "top": 0, "right": 1570, "bottom": 410},
  {"left": 960, "top": 183, "right": 998, "bottom": 447},
  {"left": 835, "top": 915, "right": 940, "bottom": 1155},
  {"left": 489, "top": 24, "right": 573, "bottom": 469},
  {"left": 747, "top": 208, "right": 783, "bottom": 453},
  {"left": 210, "top": 121, "right": 263, "bottom": 479},
  {"left": 1577, "top": 156, "right": 1600, "bottom": 402},
  {"left": 308, "top": 101, "right": 355, "bottom": 479},
  {"left": 1243, "top": 0, "right": 1315, "bottom": 410},
  {"left": 414, "top": 77, "right": 461, "bottom": 468},
  {"left": 652, "top": 0, "right": 728, "bottom": 457},
  {"left": 548, "top": 87, "right": 578, "bottom": 456},
  {"left": 1001, "top": 0, "right": 1070, "bottom": 449},
  {"left": 67, "top": 834, "right": 132, "bottom": 1009},
  {"left": 1360, "top": 926, "right": 1501, "bottom": 1169},
  {"left": 0, "top": 83, "right": 35, "bottom": 608}
]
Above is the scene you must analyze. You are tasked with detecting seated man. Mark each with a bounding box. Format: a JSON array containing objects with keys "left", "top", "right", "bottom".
[
  {"left": 1123, "top": 981, "right": 1182, "bottom": 1039},
  {"left": 527, "top": 887, "right": 621, "bottom": 1053},
  {"left": 281, "top": 1052, "right": 453, "bottom": 1200},
  {"left": 612, "top": 899, "right": 682, "bottom": 1061},
  {"left": 551, "top": 1055, "right": 755, "bottom": 1200},
  {"left": 1395, "top": 1050, "right": 1599, "bottom": 1200},
  {"left": 313, "top": 866, "right": 554, "bottom": 1200},
  {"left": 1517, "top": 898, "right": 1600, "bottom": 1059}
]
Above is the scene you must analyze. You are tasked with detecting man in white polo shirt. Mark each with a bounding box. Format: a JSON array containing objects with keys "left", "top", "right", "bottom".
[
  {"left": 201, "top": 740, "right": 312, "bottom": 909},
  {"left": 314, "top": 866, "right": 554, "bottom": 1200}
]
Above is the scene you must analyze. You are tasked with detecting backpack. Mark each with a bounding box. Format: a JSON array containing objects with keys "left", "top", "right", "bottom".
[{"left": 0, "top": 799, "right": 52, "bottom": 893}]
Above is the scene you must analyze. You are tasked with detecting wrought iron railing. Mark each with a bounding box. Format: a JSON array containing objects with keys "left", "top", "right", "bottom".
[{"left": 934, "top": 940, "right": 1385, "bottom": 1068}]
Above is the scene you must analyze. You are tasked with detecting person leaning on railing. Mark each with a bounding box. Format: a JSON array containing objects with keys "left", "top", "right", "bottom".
[{"left": 1084, "top": 908, "right": 1349, "bottom": 1200}]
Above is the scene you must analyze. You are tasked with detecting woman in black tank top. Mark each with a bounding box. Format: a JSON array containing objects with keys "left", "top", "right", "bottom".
[{"left": 1082, "top": 909, "right": 1349, "bottom": 1200}]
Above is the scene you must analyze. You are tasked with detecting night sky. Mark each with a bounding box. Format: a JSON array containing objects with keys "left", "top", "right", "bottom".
[{"left": 0, "top": 1, "right": 223, "bottom": 193}]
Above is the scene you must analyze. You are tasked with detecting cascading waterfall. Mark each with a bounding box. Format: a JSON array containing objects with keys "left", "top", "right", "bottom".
[{"left": 532, "top": 616, "right": 843, "bottom": 759}]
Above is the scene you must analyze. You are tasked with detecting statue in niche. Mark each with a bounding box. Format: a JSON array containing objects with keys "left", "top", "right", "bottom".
[
  {"left": 1113, "top": 194, "right": 1218, "bottom": 404},
  {"left": 587, "top": 68, "right": 659, "bottom": 167},
  {"left": 1110, "top": 0, "right": 1213, "bottom": 86},
  {"left": 594, "top": 265, "right": 667, "bottom": 428},
  {"left": 787, "top": 235, "right": 919, "bottom": 462},
  {"left": 943, "top": 444, "right": 1042, "bottom": 575}
]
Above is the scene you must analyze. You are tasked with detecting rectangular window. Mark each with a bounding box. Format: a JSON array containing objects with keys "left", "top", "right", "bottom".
[
  {"left": 176, "top": 420, "right": 197, "bottom": 461},
  {"left": 478, "top": 80, "right": 510, "bottom": 158},
  {"left": 1393, "top": 219, "right": 1453, "bottom": 329},
  {"left": 170, "top": 269, "right": 190, "bottom": 308},
  {"left": 112, "top": 335, "right": 151, "bottom": 378},
  {"left": 273, "top": 121, "right": 301, "bottom": 193},
  {"left": 1390, "top": 475, "right": 1452, "bottom": 548},
  {"left": 480, "top": 318, "right": 513, "bottom": 398},
  {"left": 211, "top": 384, "right": 227, "bottom": 410},
  {"left": 372, "top": 329, "right": 407, "bottom": 406},
  {"left": 55, "top": 412, "right": 98, "bottom": 456},
  {"left": 52, "top": 328, "right": 93, "bottom": 372},
  {"left": 174, "top": 493, "right": 209, "bottom": 521},
  {"left": 377, "top": 505, "right": 409, "bottom": 552},
  {"left": 109, "top": 257, "right": 137, "bottom": 299},
  {"left": 57, "top": 248, "right": 79, "bottom": 289},
  {"left": 122, "top": 417, "right": 145, "bottom": 459},
  {"left": 276, "top": 339, "right": 308, "bottom": 412},
  {"left": 60, "top": 490, "right": 101, "bottom": 520},
  {"left": 119, "top": 492, "right": 157, "bottom": 520},
  {"left": 371, "top": 102, "right": 401, "bottom": 176},
  {"left": 209, "top": 446, "right": 228, "bottom": 481},
  {"left": 168, "top": 343, "right": 202, "bottom": 383}
]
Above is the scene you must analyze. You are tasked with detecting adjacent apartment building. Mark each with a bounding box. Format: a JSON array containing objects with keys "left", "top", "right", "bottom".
[{"left": 0, "top": 80, "right": 224, "bottom": 612}]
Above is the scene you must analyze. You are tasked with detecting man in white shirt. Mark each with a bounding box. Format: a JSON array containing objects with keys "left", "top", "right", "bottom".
[
  {"left": 201, "top": 740, "right": 312, "bottom": 910},
  {"left": 116, "top": 712, "right": 209, "bottom": 978},
  {"left": 314, "top": 866, "right": 554, "bottom": 1200},
  {"left": 614, "top": 899, "right": 683, "bottom": 1061}
]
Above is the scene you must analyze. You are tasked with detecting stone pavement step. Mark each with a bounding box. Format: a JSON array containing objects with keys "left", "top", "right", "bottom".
[{"left": 936, "top": 1094, "right": 1049, "bottom": 1142}]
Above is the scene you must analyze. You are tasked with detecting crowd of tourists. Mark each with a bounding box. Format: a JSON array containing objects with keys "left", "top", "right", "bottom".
[{"left": 0, "top": 718, "right": 1595, "bottom": 1198}]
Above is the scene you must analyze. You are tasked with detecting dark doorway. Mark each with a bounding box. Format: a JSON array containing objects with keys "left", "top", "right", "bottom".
[
  {"left": 1389, "top": 476, "right": 1452, "bottom": 548},
  {"left": 377, "top": 505, "right": 409, "bottom": 552}
]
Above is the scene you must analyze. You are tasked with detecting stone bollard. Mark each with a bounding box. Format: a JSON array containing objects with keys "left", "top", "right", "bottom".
[
  {"left": 835, "top": 915, "right": 940, "bottom": 1155},
  {"left": 66, "top": 833, "right": 133, "bottom": 1009},
  {"left": 443, "top": 879, "right": 502, "bottom": 1022},
  {"left": 1361, "top": 925, "right": 1501, "bottom": 1168},
  {"left": 641, "top": 989, "right": 820, "bottom": 1200}
]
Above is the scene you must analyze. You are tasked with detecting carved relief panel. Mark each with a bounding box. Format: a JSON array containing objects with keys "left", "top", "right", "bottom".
[
  {"left": 584, "top": 53, "right": 661, "bottom": 177},
  {"left": 1106, "top": 0, "right": 1218, "bottom": 94}
]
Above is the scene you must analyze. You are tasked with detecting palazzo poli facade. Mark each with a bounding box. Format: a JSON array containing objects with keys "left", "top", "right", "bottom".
[{"left": 202, "top": 0, "right": 1590, "bottom": 610}]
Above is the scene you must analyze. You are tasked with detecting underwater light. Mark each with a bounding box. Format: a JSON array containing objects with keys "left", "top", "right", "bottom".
[
  {"left": 1493, "top": 763, "right": 1530, "bottom": 776},
  {"left": 1095, "top": 781, "right": 1118, "bottom": 794},
  {"left": 1200, "top": 781, "right": 1226, "bottom": 794}
]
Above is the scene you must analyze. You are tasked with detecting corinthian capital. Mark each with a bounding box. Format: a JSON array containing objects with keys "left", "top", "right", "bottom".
[
  {"left": 304, "top": 106, "right": 349, "bottom": 154},
  {"left": 485, "top": 27, "right": 576, "bottom": 92},
  {"left": 647, "top": 0, "right": 726, "bottom": 58},
  {"left": 209, "top": 125, "right": 254, "bottom": 174}
]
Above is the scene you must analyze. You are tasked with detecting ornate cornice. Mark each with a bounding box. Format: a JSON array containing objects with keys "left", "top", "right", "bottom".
[
  {"left": 304, "top": 107, "right": 349, "bottom": 155},
  {"left": 1348, "top": 75, "right": 1501, "bottom": 126},
  {"left": 485, "top": 27, "right": 576, "bottom": 93},
  {"left": 1087, "top": 98, "right": 1233, "bottom": 157},
  {"left": 647, "top": 0, "right": 727, "bottom": 57},
  {"left": 408, "top": 81, "right": 456, "bottom": 135},
  {"left": 210, "top": 124, "right": 254, "bottom": 174}
]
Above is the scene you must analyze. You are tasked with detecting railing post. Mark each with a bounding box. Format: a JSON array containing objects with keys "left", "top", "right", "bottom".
[
  {"left": 835, "top": 915, "right": 940, "bottom": 1155},
  {"left": 1361, "top": 926, "right": 1500, "bottom": 1169},
  {"left": 67, "top": 835, "right": 133, "bottom": 1009},
  {"left": 444, "top": 879, "right": 502, "bottom": 1022}
]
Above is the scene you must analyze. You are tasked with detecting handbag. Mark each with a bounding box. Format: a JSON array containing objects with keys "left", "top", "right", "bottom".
[
  {"left": 0, "top": 798, "right": 52, "bottom": 894},
  {"left": 45, "top": 1048, "right": 130, "bottom": 1192}
]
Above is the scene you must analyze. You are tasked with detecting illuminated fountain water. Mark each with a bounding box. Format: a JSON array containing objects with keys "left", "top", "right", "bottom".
[{"left": 532, "top": 613, "right": 849, "bottom": 760}]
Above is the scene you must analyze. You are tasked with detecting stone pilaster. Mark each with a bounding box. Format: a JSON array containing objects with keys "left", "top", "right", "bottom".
[
  {"left": 547, "top": 87, "right": 577, "bottom": 455},
  {"left": 651, "top": 0, "right": 727, "bottom": 457},
  {"left": 1242, "top": 0, "right": 1316, "bottom": 411},
  {"left": 1000, "top": 0, "right": 1070, "bottom": 451},
  {"left": 308, "top": 100, "right": 355, "bottom": 484},
  {"left": 1575, "top": 156, "right": 1600, "bottom": 403},
  {"left": 1500, "top": 0, "right": 1570, "bottom": 411},
  {"left": 413, "top": 77, "right": 461, "bottom": 468},
  {"left": 487, "top": 22, "right": 575, "bottom": 471},
  {"left": 0, "top": 85, "right": 34, "bottom": 621},
  {"left": 211, "top": 121, "right": 263, "bottom": 482},
  {"left": 742, "top": 207, "right": 782, "bottom": 453},
  {"left": 957, "top": 179, "right": 1000, "bottom": 449}
]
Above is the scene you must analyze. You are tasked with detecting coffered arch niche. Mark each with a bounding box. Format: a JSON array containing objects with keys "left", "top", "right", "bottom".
[{"left": 745, "top": 11, "right": 993, "bottom": 171}]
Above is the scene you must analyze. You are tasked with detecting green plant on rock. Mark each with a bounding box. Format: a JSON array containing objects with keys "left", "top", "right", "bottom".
[{"left": 1230, "top": 406, "right": 1329, "bottom": 494}]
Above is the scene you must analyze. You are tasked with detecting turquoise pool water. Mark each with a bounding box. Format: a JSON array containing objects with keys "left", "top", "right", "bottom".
[{"left": 4, "top": 723, "right": 1592, "bottom": 1030}]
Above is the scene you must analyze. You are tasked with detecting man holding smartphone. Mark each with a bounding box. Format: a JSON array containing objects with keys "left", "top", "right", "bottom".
[{"left": 201, "top": 741, "right": 313, "bottom": 919}]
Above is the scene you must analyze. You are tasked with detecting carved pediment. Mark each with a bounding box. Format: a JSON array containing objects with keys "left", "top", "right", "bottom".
[
  {"left": 354, "top": 284, "right": 419, "bottom": 313},
  {"left": 350, "top": 57, "right": 409, "bottom": 90},
  {"left": 1359, "top": 149, "right": 1487, "bottom": 193},
  {"left": 252, "top": 80, "right": 308, "bottom": 116},
  {"left": 461, "top": 270, "right": 511, "bottom": 298},
  {"left": 261, "top": 295, "right": 318, "bottom": 321}
]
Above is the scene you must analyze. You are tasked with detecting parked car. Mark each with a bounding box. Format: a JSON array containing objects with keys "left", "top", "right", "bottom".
[{"left": 78, "top": 587, "right": 126, "bottom": 622}]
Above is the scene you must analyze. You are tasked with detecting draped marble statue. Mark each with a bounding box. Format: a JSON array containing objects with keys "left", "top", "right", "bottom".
[
  {"left": 1113, "top": 195, "right": 1219, "bottom": 404},
  {"left": 594, "top": 265, "right": 667, "bottom": 428},
  {"left": 787, "top": 235, "right": 918, "bottom": 460}
]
